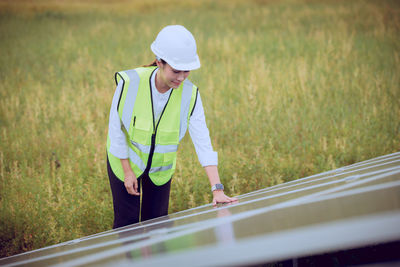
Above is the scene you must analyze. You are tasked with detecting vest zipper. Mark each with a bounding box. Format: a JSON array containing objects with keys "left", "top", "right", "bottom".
[{"left": 144, "top": 70, "right": 174, "bottom": 175}]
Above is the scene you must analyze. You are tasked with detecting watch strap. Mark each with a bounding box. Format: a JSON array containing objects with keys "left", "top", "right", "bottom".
[{"left": 211, "top": 183, "right": 224, "bottom": 192}]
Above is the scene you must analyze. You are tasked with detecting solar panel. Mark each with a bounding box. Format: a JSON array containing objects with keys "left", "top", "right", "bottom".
[{"left": 1, "top": 152, "right": 399, "bottom": 266}]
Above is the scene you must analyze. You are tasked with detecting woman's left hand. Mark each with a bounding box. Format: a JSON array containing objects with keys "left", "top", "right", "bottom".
[{"left": 212, "top": 191, "right": 238, "bottom": 206}]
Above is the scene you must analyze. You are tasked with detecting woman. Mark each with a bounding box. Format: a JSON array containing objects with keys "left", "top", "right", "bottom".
[{"left": 107, "top": 25, "right": 237, "bottom": 229}]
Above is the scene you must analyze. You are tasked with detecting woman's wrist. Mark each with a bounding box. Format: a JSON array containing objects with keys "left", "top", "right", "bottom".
[{"left": 212, "top": 190, "right": 224, "bottom": 196}]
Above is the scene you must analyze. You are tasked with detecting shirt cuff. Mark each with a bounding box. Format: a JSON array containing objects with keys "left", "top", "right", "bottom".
[{"left": 199, "top": 151, "right": 218, "bottom": 167}]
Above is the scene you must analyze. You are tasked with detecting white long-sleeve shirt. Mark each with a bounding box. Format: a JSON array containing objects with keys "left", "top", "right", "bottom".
[{"left": 108, "top": 68, "right": 218, "bottom": 167}]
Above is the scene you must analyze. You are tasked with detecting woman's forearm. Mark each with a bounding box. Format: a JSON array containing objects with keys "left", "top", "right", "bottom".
[
  {"left": 120, "top": 158, "right": 133, "bottom": 175},
  {"left": 204, "top": 165, "right": 221, "bottom": 186}
]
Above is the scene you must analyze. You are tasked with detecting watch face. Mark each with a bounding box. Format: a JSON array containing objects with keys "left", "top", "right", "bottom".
[{"left": 215, "top": 184, "right": 224, "bottom": 190}]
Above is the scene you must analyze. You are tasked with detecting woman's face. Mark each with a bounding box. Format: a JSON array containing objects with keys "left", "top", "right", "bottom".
[{"left": 157, "top": 61, "right": 190, "bottom": 90}]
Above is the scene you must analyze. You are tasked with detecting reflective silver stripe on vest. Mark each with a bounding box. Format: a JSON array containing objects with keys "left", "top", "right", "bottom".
[
  {"left": 130, "top": 140, "right": 150, "bottom": 154},
  {"left": 179, "top": 80, "right": 195, "bottom": 141},
  {"left": 131, "top": 141, "right": 178, "bottom": 154},
  {"left": 150, "top": 164, "right": 173, "bottom": 173},
  {"left": 128, "top": 147, "right": 146, "bottom": 171},
  {"left": 121, "top": 70, "right": 140, "bottom": 132}
]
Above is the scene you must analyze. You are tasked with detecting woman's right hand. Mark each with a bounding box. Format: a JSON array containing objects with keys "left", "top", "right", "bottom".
[
  {"left": 120, "top": 158, "right": 140, "bottom": 196},
  {"left": 124, "top": 171, "right": 139, "bottom": 195}
]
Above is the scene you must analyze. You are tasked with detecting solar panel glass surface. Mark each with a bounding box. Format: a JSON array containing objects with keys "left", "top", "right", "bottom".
[{"left": 1, "top": 152, "right": 399, "bottom": 266}]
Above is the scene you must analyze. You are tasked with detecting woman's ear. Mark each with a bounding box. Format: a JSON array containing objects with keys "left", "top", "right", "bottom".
[{"left": 156, "top": 59, "right": 163, "bottom": 69}]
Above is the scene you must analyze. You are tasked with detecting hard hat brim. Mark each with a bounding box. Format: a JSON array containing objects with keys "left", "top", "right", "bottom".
[{"left": 151, "top": 43, "right": 201, "bottom": 71}]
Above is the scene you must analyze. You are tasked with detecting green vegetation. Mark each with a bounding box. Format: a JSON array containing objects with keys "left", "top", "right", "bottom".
[{"left": 0, "top": 0, "right": 399, "bottom": 258}]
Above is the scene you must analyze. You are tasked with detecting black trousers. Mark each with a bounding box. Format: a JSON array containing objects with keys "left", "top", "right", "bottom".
[{"left": 107, "top": 156, "right": 171, "bottom": 229}]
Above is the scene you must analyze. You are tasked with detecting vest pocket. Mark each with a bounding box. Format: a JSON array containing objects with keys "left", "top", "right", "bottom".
[
  {"left": 152, "top": 152, "right": 174, "bottom": 170},
  {"left": 130, "top": 117, "right": 152, "bottom": 145},
  {"left": 157, "top": 129, "right": 179, "bottom": 145}
]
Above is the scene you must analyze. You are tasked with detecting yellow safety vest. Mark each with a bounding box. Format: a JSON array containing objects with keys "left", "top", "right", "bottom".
[{"left": 107, "top": 66, "right": 198, "bottom": 186}]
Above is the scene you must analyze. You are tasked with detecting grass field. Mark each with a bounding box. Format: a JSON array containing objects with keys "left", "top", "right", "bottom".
[{"left": 0, "top": 0, "right": 399, "bottom": 258}]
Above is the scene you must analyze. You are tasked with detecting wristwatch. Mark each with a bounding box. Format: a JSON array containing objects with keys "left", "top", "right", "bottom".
[{"left": 211, "top": 183, "right": 224, "bottom": 192}]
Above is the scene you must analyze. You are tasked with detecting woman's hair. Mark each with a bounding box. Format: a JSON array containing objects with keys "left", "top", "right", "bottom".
[{"left": 143, "top": 58, "right": 166, "bottom": 67}]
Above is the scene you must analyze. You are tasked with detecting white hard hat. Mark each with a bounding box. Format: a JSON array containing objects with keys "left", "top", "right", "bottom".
[{"left": 151, "top": 25, "right": 201, "bottom": 71}]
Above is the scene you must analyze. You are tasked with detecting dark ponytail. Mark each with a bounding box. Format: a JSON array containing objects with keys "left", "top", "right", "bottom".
[{"left": 143, "top": 58, "right": 166, "bottom": 67}]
